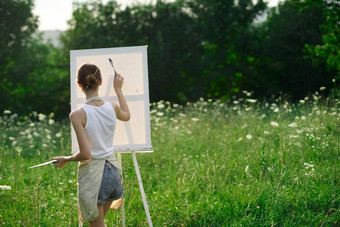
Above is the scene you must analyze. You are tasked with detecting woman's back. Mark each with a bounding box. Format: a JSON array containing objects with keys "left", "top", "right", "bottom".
[{"left": 82, "top": 101, "right": 116, "bottom": 159}]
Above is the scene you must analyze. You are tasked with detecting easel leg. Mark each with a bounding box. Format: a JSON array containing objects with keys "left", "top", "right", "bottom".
[
  {"left": 117, "top": 153, "right": 126, "bottom": 227},
  {"left": 132, "top": 152, "right": 153, "bottom": 227}
]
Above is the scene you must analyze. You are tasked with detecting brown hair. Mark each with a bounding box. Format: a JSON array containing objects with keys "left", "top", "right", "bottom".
[{"left": 77, "top": 63, "right": 102, "bottom": 90}]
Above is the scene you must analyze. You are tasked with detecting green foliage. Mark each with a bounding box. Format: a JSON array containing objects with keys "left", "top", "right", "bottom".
[
  {"left": 0, "top": 0, "right": 38, "bottom": 63},
  {"left": 305, "top": 0, "right": 340, "bottom": 77},
  {"left": 60, "top": 0, "right": 267, "bottom": 103},
  {"left": 0, "top": 0, "right": 38, "bottom": 111},
  {"left": 0, "top": 93, "right": 339, "bottom": 225},
  {"left": 1, "top": 0, "right": 338, "bottom": 117},
  {"left": 0, "top": 0, "right": 69, "bottom": 118},
  {"left": 240, "top": 0, "right": 334, "bottom": 100},
  {"left": 187, "top": 0, "right": 267, "bottom": 100}
]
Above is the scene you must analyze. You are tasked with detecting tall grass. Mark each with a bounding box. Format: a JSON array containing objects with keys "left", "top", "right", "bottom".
[{"left": 0, "top": 90, "right": 339, "bottom": 226}]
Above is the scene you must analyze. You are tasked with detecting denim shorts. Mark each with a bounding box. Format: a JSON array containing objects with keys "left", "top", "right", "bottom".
[{"left": 97, "top": 161, "right": 124, "bottom": 205}]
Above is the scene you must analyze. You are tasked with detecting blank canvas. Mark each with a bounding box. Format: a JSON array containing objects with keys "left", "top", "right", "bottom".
[{"left": 70, "top": 46, "right": 152, "bottom": 153}]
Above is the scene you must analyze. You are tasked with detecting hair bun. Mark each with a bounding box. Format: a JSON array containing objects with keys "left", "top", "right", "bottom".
[{"left": 85, "top": 74, "right": 99, "bottom": 89}]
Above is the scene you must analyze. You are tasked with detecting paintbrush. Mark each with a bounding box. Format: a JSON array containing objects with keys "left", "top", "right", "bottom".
[
  {"left": 108, "top": 58, "right": 117, "bottom": 76},
  {"left": 28, "top": 160, "right": 56, "bottom": 169}
]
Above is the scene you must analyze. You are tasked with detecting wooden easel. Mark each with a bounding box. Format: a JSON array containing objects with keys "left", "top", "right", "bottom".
[{"left": 117, "top": 152, "right": 153, "bottom": 227}]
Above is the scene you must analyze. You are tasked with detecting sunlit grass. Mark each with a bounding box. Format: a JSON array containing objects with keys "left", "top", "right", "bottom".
[{"left": 0, "top": 89, "right": 339, "bottom": 226}]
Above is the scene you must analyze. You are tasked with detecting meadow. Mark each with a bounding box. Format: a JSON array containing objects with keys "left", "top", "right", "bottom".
[{"left": 0, "top": 89, "right": 339, "bottom": 226}]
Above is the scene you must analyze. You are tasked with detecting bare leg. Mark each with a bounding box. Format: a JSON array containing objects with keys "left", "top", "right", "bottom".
[
  {"left": 89, "top": 205, "right": 105, "bottom": 227},
  {"left": 103, "top": 200, "right": 113, "bottom": 216}
]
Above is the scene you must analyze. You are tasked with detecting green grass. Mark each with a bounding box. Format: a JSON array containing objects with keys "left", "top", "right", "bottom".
[{"left": 0, "top": 92, "right": 339, "bottom": 226}]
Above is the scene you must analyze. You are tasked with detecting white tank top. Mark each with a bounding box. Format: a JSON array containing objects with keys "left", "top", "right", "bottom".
[{"left": 81, "top": 102, "right": 116, "bottom": 159}]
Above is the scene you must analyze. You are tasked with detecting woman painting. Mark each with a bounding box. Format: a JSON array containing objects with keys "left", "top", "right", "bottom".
[{"left": 53, "top": 63, "right": 130, "bottom": 226}]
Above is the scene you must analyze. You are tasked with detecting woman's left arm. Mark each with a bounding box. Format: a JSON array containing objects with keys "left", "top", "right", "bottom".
[{"left": 53, "top": 109, "right": 91, "bottom": 168}]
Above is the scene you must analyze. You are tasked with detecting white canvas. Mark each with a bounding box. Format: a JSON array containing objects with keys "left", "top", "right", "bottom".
[{"left": 70, "top": 46, "right": 152, "bottom": 153}]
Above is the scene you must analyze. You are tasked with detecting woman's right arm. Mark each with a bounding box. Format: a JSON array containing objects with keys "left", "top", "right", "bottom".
[
  {"left": 113, "top": 73, "right": 130, "bottom": 121},
  {"left": 53, "top": 109, "right": 91, "bottom": 168}
]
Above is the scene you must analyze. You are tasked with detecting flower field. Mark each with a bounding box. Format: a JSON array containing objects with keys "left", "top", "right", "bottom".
[{"left": 0, "top": 90, "right": 339, "bottom": 226}]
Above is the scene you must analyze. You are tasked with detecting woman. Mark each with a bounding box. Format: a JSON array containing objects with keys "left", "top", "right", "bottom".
[{"left": 53, "top": 63, "right": 130, "bottom": 227}]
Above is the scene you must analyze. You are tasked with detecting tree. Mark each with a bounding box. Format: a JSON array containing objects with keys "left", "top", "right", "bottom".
[
  {"left": 0, "top": 0, "right": 38, "bottom": 111},
  {"left": 60, "top": 0, "right": 202, "bottom": 102},
  {"left": 186, "top": 0, "right": 267, "bottom": 99},
  {"left": 0, "top": 0, "right": 70, "bottom": 117},
  {"left": 240, "top": 0, "right": 333, "bottom": 99},
  {"left": 305, "top": 0, "right": 340, "bottom": 78}
]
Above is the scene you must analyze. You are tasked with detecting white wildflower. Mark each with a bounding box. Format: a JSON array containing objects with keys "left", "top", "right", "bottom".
[
  {"left": 271, "top": 121, "right": 279, "bottom": 127},
  {"left": 233, "top": 100, "right": 239, "bottom": 104},
  {"left": 3, "top": 110, "right": 11, "bottom": 115},
  {"left": 288, "top": 123, "right": 297, "bottom": 128},
  {"left": 179, "top": 113, "right": 186, "bottom": 117},
  {"left": 237, "top": 137, "right": 243, "bottom": 142},
  {"left": 301, "top": 116, "right": 306, "bottom": 120},
  {"left": 245, "top": 165, "right": 249, "bottom": 173},
  {"left": 274, "top": 107, "right": 279, "bottom": 113},
  {"left": 48, "top": 119, "right": 55, "bottom": 125},
  {"left": 157, "top": 104, "right": 165, "bottom": 109},
  {"left": 0, "top": 185, "right": 11, "bottom": 190},
  {"left": 300, "top": 100, "right": 305, "bottom": 104},
  {"left": 191, "top": 118, "right": 199, "bottom": 122},
  {"left": 289, "top": 135, "right": 299, "bottom": 138},
  {"left": 246, "top": 99, "right": 257, "bottom": 103},
  {"left": 320, "top": 86, "right": 326, "bottom": 91},
  {"left": 304, "top": 162, "right": 314, "bottom": 168},
  {"left": 38, "top": 113, "right": 46, "bottom": 121},
  {"left": 304, "top": 162, "right": 315, "bottom": 176},
  {"left": 56, "top": 133, "right": 62, "bottom": 138},
  {"left": 156, "top": 112, "right": 164, "bottom": 116},
  {"left": 264, "top": 131, "right": 270, "bottom": 135},
  {"left": 246, "top": 134, "right": 252, "bottom": 140}
]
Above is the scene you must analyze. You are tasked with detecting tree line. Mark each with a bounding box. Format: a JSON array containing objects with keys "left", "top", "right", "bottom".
[{"left": 0, "top": 0, "right": 338, "bottom": 118}]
